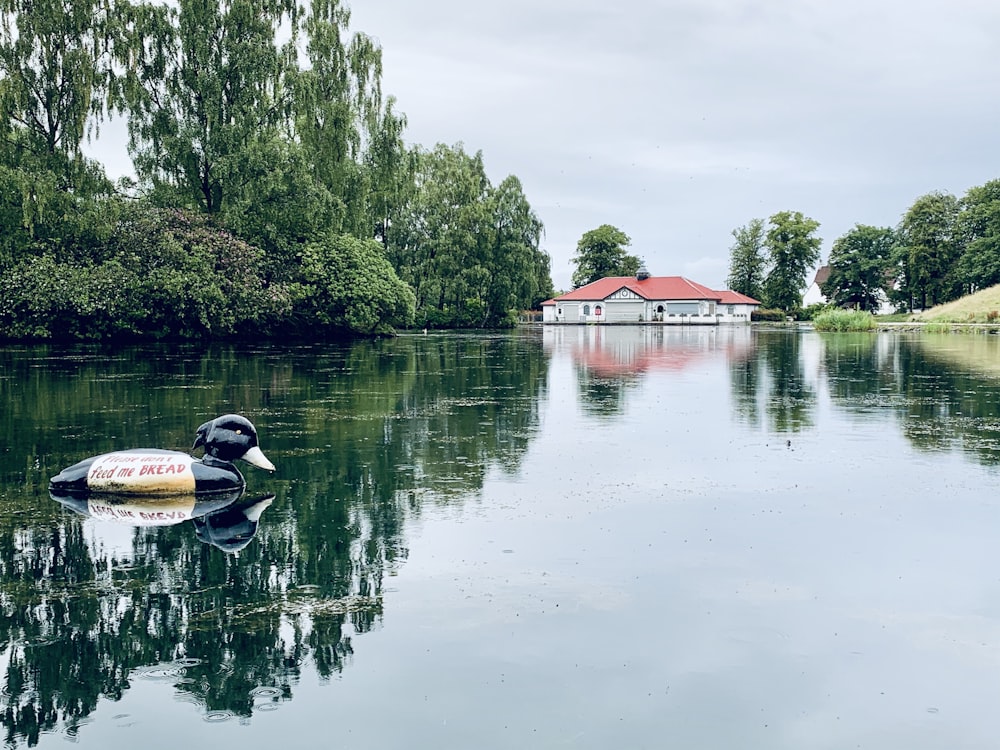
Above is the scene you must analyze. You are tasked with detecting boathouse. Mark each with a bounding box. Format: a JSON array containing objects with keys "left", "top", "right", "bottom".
[{"left": 542, "top": 270, "right": 760, "bottom": 324}]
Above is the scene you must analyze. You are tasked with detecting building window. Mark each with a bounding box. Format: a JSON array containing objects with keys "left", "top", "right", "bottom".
[
  {"left": 727, "top": 305, "right": 734, "bottom": 314},
  {"left": 583, "top": 304, "right": 591, "bottom": 315},
  {"left": 595, "top": 305, "right": 602, "bottom": 316}
]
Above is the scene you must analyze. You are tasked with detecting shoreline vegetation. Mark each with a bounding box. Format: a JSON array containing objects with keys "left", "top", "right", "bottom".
[
  {"left": 0, "top": 0, "right": 554, "bottom": 343},
  {"left": 809, "top": 283, "right": 1000, "bottom": 333}
]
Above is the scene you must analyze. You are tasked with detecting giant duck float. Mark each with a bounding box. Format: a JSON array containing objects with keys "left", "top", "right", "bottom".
[{"left": 49, "top": 414, "right": 275, "bottom": 497}]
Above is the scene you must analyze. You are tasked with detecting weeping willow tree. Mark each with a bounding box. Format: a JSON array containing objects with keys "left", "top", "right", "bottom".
[
  {"left": 0, "top": 0, "right": 118, "bottom": 263},
  {"left": 389, "top": 143, "right": 550, "bottom": 328},
  {"left": 118, "top": 0, "right": 411, "bottom": 251}
]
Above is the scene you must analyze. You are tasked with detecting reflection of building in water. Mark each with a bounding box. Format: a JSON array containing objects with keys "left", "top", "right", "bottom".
[
  {"left": 542, "top": 271, "right": 760, "bottom": 325},
  {"left": 544, "top": 325, "right": 755, "bottom": 378}
]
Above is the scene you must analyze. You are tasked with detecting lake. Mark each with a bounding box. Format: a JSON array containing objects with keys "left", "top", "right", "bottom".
[{"left": 2, "top": 326, "right": 1000, "bottom": 749}]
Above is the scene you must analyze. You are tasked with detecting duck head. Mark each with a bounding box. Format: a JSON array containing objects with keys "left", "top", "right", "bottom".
[{"left": 192, "top": 414, "right": 275, "bottom": 471}]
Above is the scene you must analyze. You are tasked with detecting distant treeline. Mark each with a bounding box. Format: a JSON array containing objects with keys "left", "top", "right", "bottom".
[
  {"left": 727, "top": 185, "right": 1000, "bottom": 314},
  {"left": 0, "top": 0, "right": 554, "bottom": 340}
]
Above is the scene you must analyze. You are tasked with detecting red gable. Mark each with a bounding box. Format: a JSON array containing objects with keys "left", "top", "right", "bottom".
[{"left": 555, "top": 276, "right": 722, "bottom": 302}]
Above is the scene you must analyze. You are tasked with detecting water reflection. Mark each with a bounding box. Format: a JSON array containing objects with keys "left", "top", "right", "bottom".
[
  {"left": 546, "top": 326, "right": 754, "bottom": 417},
  {"left": 49, "top": 489, "right": 274, "bottom": 552},
  {"left": 820, "top": 332, "right": 1000, "bottom": 463},
  {"left": 728, "top": 329, "right": 818, "bottom": 432},
  {"left": 3, "top": 330, "right": 1000, "bottom": 747},
  {"left": 0, "top": 334, "right": 549, "bottom": 745}
]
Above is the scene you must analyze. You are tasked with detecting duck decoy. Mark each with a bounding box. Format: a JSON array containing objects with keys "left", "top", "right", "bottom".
[{"left": 49, "top": 414, "right": 275, "bottom": 497}]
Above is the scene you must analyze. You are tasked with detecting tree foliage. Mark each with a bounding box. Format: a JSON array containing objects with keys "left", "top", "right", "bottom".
[
  {"left": 0, "top": 205, "right": 291, "bottom": 339},
  {"left": 121, "top": 0, "right": 299, "bottom": 214},
  {"left": 822, "top": 224, "right": 895, "bottom": 312},
  {"left": 762, "top": 211, "right": 821, "bottom": 311},
  {"left": 956, "top": 179, "right": 1000, "bottom": 292},
  {"left": 294, "top": 233, "right": 415, "bottom": 335},
  {"left": 0, "top": 0, "right": 553, "bottom": 339},
  {"left": 725, "top": 218, "right": 766, "bottom": 299},
  {"left": 895, "top": 192, "right": 960, "bottom": 310},
  {"left": 570, "top": 224, "right": 639, "bottom": 288},
  {"left": 389, "top": 144, "right": 548, "bottom": 327}
]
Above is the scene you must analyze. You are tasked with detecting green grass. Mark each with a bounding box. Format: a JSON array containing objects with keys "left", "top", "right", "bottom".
[
  {"left": 916, "top": 284, "right": 1000, "bottom": 323},
  {"left": 812, "top": 309, "right": 877, "bottom": 332}
]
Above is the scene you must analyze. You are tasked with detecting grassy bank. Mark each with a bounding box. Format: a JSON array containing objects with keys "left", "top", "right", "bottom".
[{"left": 915, "top": 284, "right": 1000, "bottom": 324}]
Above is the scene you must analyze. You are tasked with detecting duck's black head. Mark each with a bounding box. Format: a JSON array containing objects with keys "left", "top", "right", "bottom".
[{"left": 192, "top": 414, "right": 275, "bottom": 471}]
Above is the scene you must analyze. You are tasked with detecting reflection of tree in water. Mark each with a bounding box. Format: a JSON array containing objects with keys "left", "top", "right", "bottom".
[
  {"left": 821, "top": 333, "right": 899, "bottom": 406},
  {"left": 0, "top": 334, "right": 549, "bottom": 746},
  {"left": 576, "top": 371, "right": 638, "bottom": 418},
  {"left": 822, "top": 333, "right": 1000, "bottom": 464},
  {"left": 729, "top": 330, "right": 815, "bottom": 432}
]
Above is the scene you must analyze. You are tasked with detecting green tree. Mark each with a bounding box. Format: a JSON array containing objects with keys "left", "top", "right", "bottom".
[
  {"left": 822, "top": 224, "right": 896, "bottom": 312},
  {"left": 122, "top": 0, "right": 298, "bottom": 214},
  {"left": 0, "top": 0, "right": 116, "bottom": 261},
  {"left": 956, "top": 179, "right": 1000, "bottom": 292},
  {"left": 388, "top": 143, "right": 551, "bottom": 328},
  {"left": 479, "top": 175, "right": 546, "bottom": 325},
  {"left": 295, "top": 233, "right": 415, "bottom": 335},
  {"left": 570, "top": 224, "right": 639, "bottom": 288},
  {"left": 762, "top": 211, "right": 821, "bottom": 311},
  {"left": 726, "top": 218, "right": 766, "bottom": 299},
  {"left": 292, "top": 0, "right": 388, "bottom": 237},
  {"left": 390, "top": 143, "right": 491, "bottom": 323},
  {"left": 896, "top": 192, "right": 961, "bottom": 310},
  {"left": 0, "top": 0, "right": 115, "bottom": 184}
]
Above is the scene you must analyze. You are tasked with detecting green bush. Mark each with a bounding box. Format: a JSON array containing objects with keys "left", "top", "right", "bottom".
[
  {"left": 751, "top": 307, "right": 787, "bottom": 322},
  {"left": 799, "top": 303, "right": 833, "bottom": 321},
  {"left": 0, "top": 206, "right": 293, "bottom": 341},
  {"left": 296, "top": 234, "right": 416, "bottom": 336},
  {"left": 812, "top": 309, "right": 877, "bottom": 331}
]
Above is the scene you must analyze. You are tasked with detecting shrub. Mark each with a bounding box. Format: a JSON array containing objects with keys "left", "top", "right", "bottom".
[
  {"left": 296, "top": 234, "right": 416, "bottom": 336},
  {"left": 812, "top": 309, "right": 876, "bottom": 332},
  {"left": 751, "top": 307, "right": 787, "bottom": 322}
]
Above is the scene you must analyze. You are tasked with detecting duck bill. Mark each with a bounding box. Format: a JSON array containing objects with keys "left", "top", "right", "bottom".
[{"left": 242, "top": 446, "right": 276, "bottom": 472}]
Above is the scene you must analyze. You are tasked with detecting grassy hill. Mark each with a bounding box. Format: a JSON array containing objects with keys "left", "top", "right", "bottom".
[{"left": 915, "top": 284, "right": 1000, "bottom": 323}]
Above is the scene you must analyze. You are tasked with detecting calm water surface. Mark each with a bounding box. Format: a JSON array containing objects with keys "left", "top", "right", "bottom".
[{"left": 2, "top": 327, "right": 1000, "bottom": 749}]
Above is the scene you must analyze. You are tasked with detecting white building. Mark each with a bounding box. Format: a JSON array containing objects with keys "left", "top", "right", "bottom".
[{"left": 542, "top": 272, "right": 760, "bottom": 324}]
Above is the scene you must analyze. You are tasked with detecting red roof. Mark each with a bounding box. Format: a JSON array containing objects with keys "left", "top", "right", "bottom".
[
  {"left": 556, "top": 276, "right": 722, "bottom": 302},
  {"left": 716, "top": 290, "right": 761, "bottom": 305}
]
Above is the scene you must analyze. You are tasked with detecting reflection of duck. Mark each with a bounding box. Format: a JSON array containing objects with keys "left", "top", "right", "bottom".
[
  {"left": 48, "top": 414, "right": 275, "bottom": 496},
  {"left": 50, "top": 486, "right": 276, "bottom": 553},
  {"left": 50, "top": 486, "right": 243, "bottom": 526},
  {"left": 193, "top": 494, "right": 274, "bottom": 553}
]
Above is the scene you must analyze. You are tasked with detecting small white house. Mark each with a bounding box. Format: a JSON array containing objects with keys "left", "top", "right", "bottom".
[
  {"left": 542, "top": 272, "right": 760, "bottom": 324},
  {"left": 803, "top": 264, "right": 896, "bottom": 314}
]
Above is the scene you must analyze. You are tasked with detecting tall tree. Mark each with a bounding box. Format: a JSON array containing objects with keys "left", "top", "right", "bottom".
[
  {"left": 122, "top": 0, "right": 298, "bottom": 214},
  {"left": 0, "top": 0, "right": 115, "bottom": 180},
  {"left": 0, "top": 0, "right": 116, "bottom": 254},
  {"left": 821, "top": 224, "right": 896, "bottom": 312},
  {"left": 570, "top": 224, "right": 639, "bottom": 288},
  {"left": 726, "top": 218, "right": 766, "bottom": 299},
  {"left": 389, "top": 144, "right": 550, "bottom": 327},
  {"left": 293, "top": 0, "right": 386, "bottom": 236},
  {"left": 480, "top": 175, "right": 546, "bottom": 325},
  {"left": 896, "top": 191, "right": 961, "bottom": 310},
  {"left": 762, "top": 211, "right": 821, "bottom": 311},
  {"left": 956, "top": 179, "right": 1000, "bottom": 292},
  {"left": 390, "top": 143, "right": 490, "bottom": 320}
]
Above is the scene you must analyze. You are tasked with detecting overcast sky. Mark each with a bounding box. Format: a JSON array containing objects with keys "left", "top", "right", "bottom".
[
  {"left": 89, "top": 0, "right": 1000, "bottom": 292},
  {"left": 343, "top": 0, "right": 1000, "bottom": 291}
]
